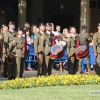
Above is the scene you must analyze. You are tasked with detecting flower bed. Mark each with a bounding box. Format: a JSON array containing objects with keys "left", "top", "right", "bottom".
[{"left": 0, "top": 74, "right": 100, "bottom": 89}]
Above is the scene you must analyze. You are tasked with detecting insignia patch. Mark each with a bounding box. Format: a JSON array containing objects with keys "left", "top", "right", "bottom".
[{"left": 35, "top": 36, "right": 37, "bottom": 38}]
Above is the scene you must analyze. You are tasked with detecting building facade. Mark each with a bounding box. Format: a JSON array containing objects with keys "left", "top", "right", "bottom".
[{"left": 0, "top": 0, "right": 100, "bottom": 32}]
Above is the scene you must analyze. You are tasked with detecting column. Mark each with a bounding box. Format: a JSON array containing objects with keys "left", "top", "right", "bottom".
[
  {"left": 18, "top": 0, "right": 26, "bottom": 28},
  {"left": 31, "top": 0, "right": 43, "bottom": 25},
  {"left": 80, "top": 0, "right": 90, "bottom": 32}
]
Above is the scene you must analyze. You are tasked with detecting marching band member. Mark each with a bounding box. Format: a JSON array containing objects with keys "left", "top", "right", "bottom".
[
  {"left": 34, "top": 23, "right": 46, "bottom": 76},
  {"left": 0, "top": 24, "right": 9, "bottom": 77},
  {"left": 44, "top": 23, "right": 54, "bottom": 75},
  {"left": 9, "top": 28, "right": 25, "bottom": 78},
  {"left": 93, "top": 23, "right": 100, "bottom": 75},
  {"left": 7, "top": 21, "right": 17, "bottom": 80},
  {"left": 67, "top": 26, "right": 78, "bottom": 74},
  {"left": 77, "top": 25, "right": 93, "bottom": 74}
]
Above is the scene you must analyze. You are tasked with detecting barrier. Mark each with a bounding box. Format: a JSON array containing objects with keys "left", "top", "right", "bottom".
[
  {"left": 25, "top": 44, "right": 37, "bottom": 69},
  {"left": 25, "top": 45, "right": 97, "bottom": 72}
]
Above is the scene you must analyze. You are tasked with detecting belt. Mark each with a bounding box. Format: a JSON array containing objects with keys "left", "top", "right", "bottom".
[
  {"left": 70, "top": 46, "right": 76, "bottom": 48},
  {"left": 45, "top": 44, "right": 51, "bottom": 47},
  {"left": 17, "top": 47, "right": 23, "bottom": 50},
  {"left": 97, "top": 43, "right": 100, "bottom": 47}
]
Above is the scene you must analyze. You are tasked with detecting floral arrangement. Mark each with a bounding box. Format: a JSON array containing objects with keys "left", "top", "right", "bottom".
[{"left": 0, "top": 74, "right": 100, "bottom": 89}]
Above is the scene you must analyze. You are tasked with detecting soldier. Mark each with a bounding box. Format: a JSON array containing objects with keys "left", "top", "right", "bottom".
[
  {"left": 0, "top": 24, "right": 9, "bottom": 77},
  {"left": 93, "top": 23, "right": 100, "bottom": 75},
  {"left": 7, "top": 21, "right": 17, "bottom": 80},
  {"left": 34, "top": 23, "right": 46, "bottom": 76},
  {"left": 77, "top": 25, "right": 92, "bottom": 74},
  {"left": 44, "top": 23, "right": 54, "bottom": 75},
  {"left": 67, "top": 27, "right": 77, "bottom": 74},
  {"left": 9, "top": 28, "right": 25, "bottom": 78}
]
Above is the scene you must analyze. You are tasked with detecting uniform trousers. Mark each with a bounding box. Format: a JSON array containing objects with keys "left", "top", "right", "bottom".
[
  {"left": 44, "top": 54, "right": 54, "bottom": 75},
  {"left": 37, "top": 52, "right": 45, "bottom": 76},
  {"left": 95, "top": 54, "right": 100, "bottom": 75},
  {"left": 1, "top": 54, "right": 7, "bottom": 77},
  {"left": 68, "top": 55, "right": 75, "bottom": 74},
  {"left": 16, "top": 57, "right": 25, "bottom": 78}
]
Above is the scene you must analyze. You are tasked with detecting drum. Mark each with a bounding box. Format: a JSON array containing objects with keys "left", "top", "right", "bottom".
[
  {"left": 6, "top": 53, "right": 14, "bottom": 64},
  {"left": 50, "top": 44, "right": 64, "bottom": 59},
  {"left": 75, "top": 46, "right": 89, "bottom": 59}
]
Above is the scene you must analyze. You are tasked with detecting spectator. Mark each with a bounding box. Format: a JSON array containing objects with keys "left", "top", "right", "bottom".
[
  {"left": 31, "top": 25, "right": 37, "bottom": 41},
  {"left": 24, "top": 28, "right": 33, "bottom": 71}
]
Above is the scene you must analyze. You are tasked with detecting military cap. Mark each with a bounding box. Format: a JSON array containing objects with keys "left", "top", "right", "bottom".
[
  {"left": 17, "top": 27, "right": 23, "bottom": 32},
  {"left": 97, "top": 23, "right": 100, "bottom": 26},
  {"left": 1, "top": 24, "right": 8, "bottom": 28},
  {"left": 45, "top": 23, "right": 52, "bottom": 27},
  {"left": 81, "top": 25, "right": 87, "bottom": 29},
  {"left": 39, "top": 23, "right": 45, "bottom": 26},
  {"left": 69, "top": 26, "right": 75, "bottom": 29},
  {"left": 8, "top": 21, "right": 15, "bottom": 25}
]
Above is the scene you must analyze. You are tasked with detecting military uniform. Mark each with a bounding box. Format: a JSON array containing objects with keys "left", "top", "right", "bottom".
[
  {"left": 7, "top": 29, "right": 17, "bottom": 79},
  {"left": 67, "top": 35, "right": 76, "bottom": 74},
  {"left": 44, "top": 31, "right": 54, "bottom": 75},
  {"left": 93, "top": 31, "right": 100, "bottom": 75},
  {"left": 77, "top": 32, "right": 91, "bottom": 74},
  {"left": 9, "top": 34, "right": 25, "bottom": 78},
  {"left": 0, "top": 31, "right": 9, "bottom": 77},
  {"left": 34, "top": 32, "right": 46, "bottom": 76}
]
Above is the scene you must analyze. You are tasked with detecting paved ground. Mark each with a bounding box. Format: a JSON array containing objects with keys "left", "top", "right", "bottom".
[{"left": 0, "top": 71, "right": 68, "bottom": 81}]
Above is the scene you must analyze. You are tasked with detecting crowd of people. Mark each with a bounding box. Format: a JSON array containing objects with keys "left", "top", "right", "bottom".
[{"left": 0, "top": 21, "right": 100, "bottom": 80}]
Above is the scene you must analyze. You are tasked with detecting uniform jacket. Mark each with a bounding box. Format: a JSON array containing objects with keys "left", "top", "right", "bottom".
[
  {"left": 93, "top": 32, "right": 100, "bottom": 53},
  {"left": 8, "top": 30, "right": 17, "bottom": 52},
  {"left": 10, "top": 35, "right": 25, "bottom": 58},
  {"left": 79, "top": 32, "right": 90, "bottom": 46},
  {"left": 67, "top": 35, "right": 76, "bottom": 56},
  {"left": 34, "top": 31, "right": 53, "bottom": 55}
]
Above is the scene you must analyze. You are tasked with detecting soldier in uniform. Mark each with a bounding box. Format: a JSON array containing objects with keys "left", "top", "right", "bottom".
[
  {"left": 0, "top": 24, "right": 9, "bottom": 77},
  {"left": 44, "top": 23, "right": 54, "bottom": 75},
  {"left": 93, "top": 23, "right": 100, "bottom": 75},
  {"left": 7, "top": 21, "right": 17, "bottom": 80},
  {"left": 34, "top": 23, "right": 46, "bottom": 76},
  {"left": 9, "top": 28, "right": 25, "bottom": 78},
  {"left": 77, "top": 25, "right": 92, "bottom": 74},
  {"left": 67, "top": 27, "right": 77, "bottom": 74}
]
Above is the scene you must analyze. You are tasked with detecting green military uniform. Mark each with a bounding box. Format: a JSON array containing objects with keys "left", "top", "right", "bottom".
[
  {"left": 93, "top": 32, "right": 100, "bottom": 75},
  {"left": 77, "top": 32, "right": 91, "bottom": 74},
  {"left": 44, "top": 31, "right": 54, "bottom": 75},
  {"left": 7, "top": 30, "right": 17, "bottom": 79},
  {"left": 34, "top": 31, "right": 54, "bottom": 76},
  {"left": 67, "top": 35, "right": 76, "bottom": 74},
  {"left": 9, "top": 35, "right": 25, "bottom": 78},
  {"left": 0, "top": 31, "right": 9, "bottom": 77},
  {"left": 34, "top": 32, "right": 46, "bottom": 76}
]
